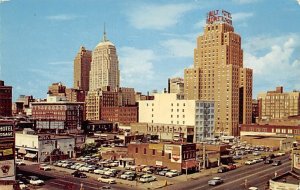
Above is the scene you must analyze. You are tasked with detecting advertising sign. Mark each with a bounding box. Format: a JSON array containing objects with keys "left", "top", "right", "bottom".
[
  {"left": 0, "top": 142, "right": 14, "bottom": 161},
  {"left": 164, "top": 144, "right": 182, "bottom": 163},
  {"left": 0, "top": 160, "right": 14, "bottom": 178},
  {"left": 0, "top": 125, "right": 14, "bottom": 139},
  {"left": 206, "top": 9, "right": 232, "bottom": 25},
  {"left": 155, "top": 161, "right": 162, "bottom": 166}
]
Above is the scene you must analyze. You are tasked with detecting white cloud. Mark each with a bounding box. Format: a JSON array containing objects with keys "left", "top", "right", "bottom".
[
  {"left": 46, "top": 14, "right": 83, "bottom": 21},
  {"left": 127, "top": 3, "right": 195, "bottom": 30},
  {"left": 244, "top": 34, "right": 300, "bottom": 95},
  {"left": 119, "top": 47, "right": 156, "bottom": 87},
  {"left": 232, "top": 12, "right": 254, "bottom": 22},
  {"left": 232, "top": 0, "right": 259, "bottom": 4},
  {"left": 160, "top": 39, "right": 195, "bottom": 57},
  {"left": 0, "top": 0, "right": 10, "bottom": 4}
]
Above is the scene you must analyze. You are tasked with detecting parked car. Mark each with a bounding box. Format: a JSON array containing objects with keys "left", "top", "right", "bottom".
[
  {"left": 272, "top": 160, "right": 282, "bottom": 166},
  {"left": 218, "top": 167, "right": 229, "bottom": 173},
  {"left": 29, "top": 176, "right": 44, "bottom": 186},
  {"left": 138, "top": 175, "right": 156, "bottom": 183},
  {"left": 158, "top": 169, "right": 170, "bottom": 176},
  {"left": 226, "top": 164, "right": 237, "bottom": 170},
  {"left": 98, "top": 176, "right": 116, "bottom": 184},
  {"left": 248, "top": 187, "right": 258, "bottom": 190},
  {"left": 276, "top": 152, "right": 286, "bottom": 156},
  {"left": 17, "top": 174, "right": 29, "bottom": 184},
  {"left": 264, "top": 159, "right": 273, "bottom": 164},
  {"left": 120, "top": 171, "right": 135, "bottom": 180},
  {"left": 16, "top": 159, "right": 26, "bottom": 166},
  {"left": 101, "top": 186, "right": 112, "bottom": 190},
  {"left": 165, "top": 171, "right": 178, "bottom": 178},
  {"left": 18, "top": 181, "right": 28, "bottom": 190},
  {"left": 71, "top": 171, "right": 87, "bottom": 178},
  {"left": 208, "top": 177, "right": 224, "bottom": 186},
  {"left": 245, "top": 160, "right": 255, "bottom": 165},
  {"left": 39, "top": 164, "right": 51, "bottom": 171},
  {"left": 94, "top": 168, "right": 104, "bottom": 174}
]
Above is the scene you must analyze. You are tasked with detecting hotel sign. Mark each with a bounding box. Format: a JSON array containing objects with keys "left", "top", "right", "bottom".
[
  {"left": 206, "top": 10, "right": 232, "bottom": 25},
  {"left": 0, "top": 126, "right": 13, "bottom": 138}
]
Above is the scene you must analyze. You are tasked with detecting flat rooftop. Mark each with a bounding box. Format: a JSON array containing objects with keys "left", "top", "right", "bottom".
[{"left": 272, "top": 171, "right": 300, "bottom": 185}]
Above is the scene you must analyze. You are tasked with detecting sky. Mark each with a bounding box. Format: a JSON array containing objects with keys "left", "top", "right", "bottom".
[{"left": 0, "top": 0, "right": 300, "bottom": 100}]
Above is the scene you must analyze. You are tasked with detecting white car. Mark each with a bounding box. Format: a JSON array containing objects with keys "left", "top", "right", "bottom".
[
  {"left": 165, "top": 171, "right": 179, "bottom": 178},
  {"left": 71, "top": 163, "right": 81, "bottom": 170},
  {"left": 18, "top": 181, "right": 28, "bottom": 189},
  {"left": 94, "top": 168, "right": 104, "bottom": 174},
  {"left": 98, "top": 176, "right": 116, "bottom": 184},
  {"left": 245, "top": 160, "right": 255, "bottom": 165},
  {"left": 139, "top": 175, "right": 156, "bottom": 183},
  {"left": 16, "top": 159, "right": 26, "bottom": 166},
  {"left": 75, "top": 164, "right": 85, "bottom": 170},
  {"left": 39, "top": 164, "right": 51, "bottom": 171},
  {"left": 29, "top": 176, "right": 44, "bottom": 186},
  {"left": 57, "top": 161, "right": 67, "bottom": 167},
  {"left": 208, "top": 177, "right": 224, "bottom": 186},
  {"left": 120, "top": 171, "right": 135, "bottom": 179}
]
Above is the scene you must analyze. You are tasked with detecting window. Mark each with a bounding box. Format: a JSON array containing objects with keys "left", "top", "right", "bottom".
[
  {"left": 136, "top": 147, "right": 138, "bottom": 153},
  {"left": 144, "top": 148, "right": 147, "bottom": 154},
  {"left": 162, "top": 150, "right": 165, "bottom": 156},
  {"left": 152, "top": 149, "right": 155, "bottom": 155},
  {"left": 168, "top": 153, "right": 171, "bottom": 159}
]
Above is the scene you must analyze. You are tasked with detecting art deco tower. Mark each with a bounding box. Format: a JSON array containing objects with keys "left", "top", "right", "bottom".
[
  {"left": 184, "top": 10, "right": 253, "bottom": 136},
  {"left": 89, "top": 29, "right": 120, "bottom": 91},
  {"left": 73, "top": 46, "right": 92, "bottom": 92}
]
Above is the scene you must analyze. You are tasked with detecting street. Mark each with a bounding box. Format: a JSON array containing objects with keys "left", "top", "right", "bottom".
[
  {"left": 170, "top": 155, "right": 291, "bottom": 190},
  {"left": 17, "top": 164, "right": 131, "bottom": 190}
]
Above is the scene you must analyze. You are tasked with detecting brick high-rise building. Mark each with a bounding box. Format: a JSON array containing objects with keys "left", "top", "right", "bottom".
[
  {"left": 0, "top": 80, "right": 12, "bottom": 117},
  {"left": 73, "top": 46, "right": 92, "bottom": 92},
  {"left": 48, "top": 82, "right": 66, "bottom": 96},
  {"left": 258, "top": 86, "right": 300, "bottom": 120},
  {"left": 184, "top": 10, "right": 253, "bottom": 136}
]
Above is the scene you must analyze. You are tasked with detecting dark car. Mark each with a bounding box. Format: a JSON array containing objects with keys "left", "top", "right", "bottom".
[
  {"left": 218, "top": 167, "right": 229, "bottom": 173},
  {"left": 264, "top": 159, "right": 273, "bottom": 164},
  {"left": 272, "top": 160, "right": 282, "bottom": 166},
  {"left": 16, "top": 174, "right": 29, "bottom": 184},
  {"left": 71, "top": 171, "right": 87, "bottom": 178}
]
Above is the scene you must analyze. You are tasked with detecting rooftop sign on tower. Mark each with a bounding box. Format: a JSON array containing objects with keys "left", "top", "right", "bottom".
[{"left": 206, "top": 10, "right": 232, "bottom": 25}]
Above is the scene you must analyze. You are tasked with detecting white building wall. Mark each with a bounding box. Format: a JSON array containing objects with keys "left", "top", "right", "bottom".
[
  {"left": 139, "top": 93, "right": 214, "bottom": 142},
  {"left": 15, "top": 133, "right": 39, "bottom": 149},
  {"left": 139, "top": 93, "right": 195, "bottom": 125}
]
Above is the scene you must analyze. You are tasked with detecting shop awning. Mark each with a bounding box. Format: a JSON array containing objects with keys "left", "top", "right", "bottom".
[
  {"left": 208, "top": 158, "right": 218, "bottom": 163},
  {"left": 25, "top": 153, "right": 37, "bottom": 158}
]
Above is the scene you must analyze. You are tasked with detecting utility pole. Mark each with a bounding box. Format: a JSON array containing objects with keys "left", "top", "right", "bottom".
[{"left": 203, "top": 143, "right": 206, "bottom": 169}]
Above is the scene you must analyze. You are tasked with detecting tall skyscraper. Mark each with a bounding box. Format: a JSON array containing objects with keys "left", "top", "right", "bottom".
[
  {"left": 73, "top": 46, "right": 92, "bottom": 92},
  {"left": 184, "top": 10, "right": 253, "bottom": 136},
  {"left": 89, "top": 29, "right": 120, "bottom": 91}
]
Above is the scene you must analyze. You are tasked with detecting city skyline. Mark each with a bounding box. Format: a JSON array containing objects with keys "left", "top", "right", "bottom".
[{"left": 1, "top": 0, "right": 300, "bottom": 100}]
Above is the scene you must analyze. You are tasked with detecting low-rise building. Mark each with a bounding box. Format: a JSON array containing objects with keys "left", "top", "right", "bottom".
[
  {"left": 15, "top": 129, "right": 78, "bottom": 162},
  {"left": 127, "top": 142, "right": 198, "bottom": 172},
  {"left": 240, "top": 123, "right": 300, "bottom": 142}
]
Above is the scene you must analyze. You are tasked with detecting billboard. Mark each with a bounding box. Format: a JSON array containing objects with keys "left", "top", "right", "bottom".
[
  {"left": 164, "top": 144, "right": 182, "bottom": 163},
  {"left": 0, "top": 160, "right": 14, "bottom": 178},
  {"left": 149, "top": 144, "right": 164, "bottom": 152},
  {"left": 36, "top": 120, "right": 64, "bottom": 129},
  {"left": 0, "top": 142, "right": 14, "bottom": 161},
  {"left": 0, "top": 125, "right": 14, "bottom": 139}
]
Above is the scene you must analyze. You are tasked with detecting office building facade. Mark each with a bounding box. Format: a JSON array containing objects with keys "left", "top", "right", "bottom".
[{"left": 184, "top": 10, "right": 252, "bottom": 136}]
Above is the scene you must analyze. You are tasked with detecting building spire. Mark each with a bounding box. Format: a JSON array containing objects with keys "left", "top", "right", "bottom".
[{"left": 102, "top": 23, "right": 108, "bottom": 42}]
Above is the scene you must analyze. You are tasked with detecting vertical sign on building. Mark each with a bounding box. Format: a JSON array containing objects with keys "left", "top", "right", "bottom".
[{"left": 0, "top": 122, "right": 15, "bottom": 188}]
